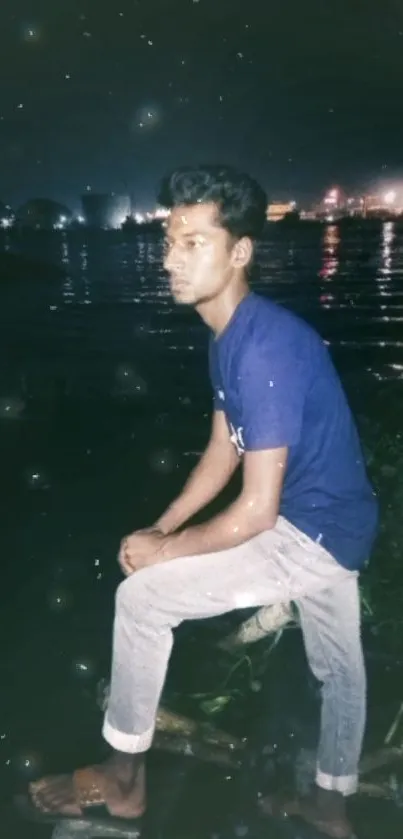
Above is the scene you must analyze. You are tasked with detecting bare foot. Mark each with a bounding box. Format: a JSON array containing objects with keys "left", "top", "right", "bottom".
[
  {"left": 259, "top": 788, "right": 354, "bottom": 839},
  {"left": 28, "top": 755, "right": 146, "bottom": 820}
]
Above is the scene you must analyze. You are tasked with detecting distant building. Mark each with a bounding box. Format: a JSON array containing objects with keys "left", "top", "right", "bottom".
[
  {"left": 362, "top": 195, "right": 383, "bottom": 215},
  {"left": 316, "top": 187, "right": 347, "bottom": 220},
  {"left": 266, "top": 201, "right": 296, "bottom": 222},
  {"left": 361, "top": 194, "right": 402, "bottom": 217},
  {"left": 81, "top": 194, "right": 131, "bottom": 229},
  {"left": 345, "top": 197, "right": 365, "bottom": 217},
  {"left": 16, "top": 199, "right": 72, "bottom": 230}
]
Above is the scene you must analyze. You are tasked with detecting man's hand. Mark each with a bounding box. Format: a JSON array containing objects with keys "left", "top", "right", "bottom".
[{"left": 117, "top": 527, "right": 166, "bottom": 576}]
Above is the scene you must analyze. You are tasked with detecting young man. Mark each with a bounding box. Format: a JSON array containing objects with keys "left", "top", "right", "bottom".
[{"left": 23, "top": 166, "right": 378, "bottom": 839}]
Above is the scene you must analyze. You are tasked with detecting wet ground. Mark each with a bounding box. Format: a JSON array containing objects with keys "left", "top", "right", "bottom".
[{"left": 1, "top": 222, "right": 403, "bottom": 837}]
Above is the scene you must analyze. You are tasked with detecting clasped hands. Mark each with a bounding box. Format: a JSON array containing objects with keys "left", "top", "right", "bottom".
[{"left": 117, "top": 526, "right": 167, "bottom": 576}]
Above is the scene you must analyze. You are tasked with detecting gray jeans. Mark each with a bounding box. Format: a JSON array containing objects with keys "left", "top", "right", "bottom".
[{"left": 103, "top": 515, "right": 366, "bottom": 796}]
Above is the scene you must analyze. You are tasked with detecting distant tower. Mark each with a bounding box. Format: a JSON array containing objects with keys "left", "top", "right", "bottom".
[{"left": 81, "top": 194, "right": 131, "bottom": 228}]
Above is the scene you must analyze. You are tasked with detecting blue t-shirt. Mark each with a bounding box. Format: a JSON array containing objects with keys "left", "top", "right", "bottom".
[{"left": 208, "top": 292, "right": 378, "bottom": 570}]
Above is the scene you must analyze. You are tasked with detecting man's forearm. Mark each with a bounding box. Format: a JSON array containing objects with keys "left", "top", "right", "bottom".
[
  {"left": 154, "top": 441, "right": 239, "bottom": 535},
  {"left": 160, "top": 494, "right": 275, "bottom": 560}
]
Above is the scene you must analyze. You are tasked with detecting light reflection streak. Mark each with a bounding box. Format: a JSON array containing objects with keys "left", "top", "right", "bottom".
[
  {"left": 319, "top": 224, "right": 340, "bottom": 284},
  {"left": 318, "top": 225, "right": 340, "bottom": 309},
  {"left": 80, "top": 242, "right": 91, "bottom": 304}
]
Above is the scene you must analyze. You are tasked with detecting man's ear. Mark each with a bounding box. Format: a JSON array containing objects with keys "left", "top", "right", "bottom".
[{"left": 232, "top": 236, "right": 253, "bottom": 268}]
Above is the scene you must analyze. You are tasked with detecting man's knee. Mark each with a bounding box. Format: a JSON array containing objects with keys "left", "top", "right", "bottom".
[
  {"left": 115, "top": 566, "right": 160, "bottom": 616},
  {"left": 115, "top": 564, "right": 185, "bottom": 629}
]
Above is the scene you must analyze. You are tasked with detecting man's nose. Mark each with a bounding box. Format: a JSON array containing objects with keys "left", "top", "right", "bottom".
[{"left": 164, "top": 245, "right": 183, "bottom": 272}]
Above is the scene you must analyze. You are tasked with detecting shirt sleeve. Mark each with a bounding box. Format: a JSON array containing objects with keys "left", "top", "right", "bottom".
[
  {"left": 236, "top": 341, "right": 306, "bottom": 450},
  {"left": 213, "top": 392, "right": 225, "bottom": 411}
]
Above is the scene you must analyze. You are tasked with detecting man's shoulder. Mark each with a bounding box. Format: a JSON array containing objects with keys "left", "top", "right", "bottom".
[{"left": 239, "top": 294, "right": 323, "bottom": 355}]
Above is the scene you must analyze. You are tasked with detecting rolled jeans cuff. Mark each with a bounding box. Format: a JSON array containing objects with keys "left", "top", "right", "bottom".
[
  {"left": 102, "top": 716, "right": 154, "bottom": 753},
  {"left": 316, "top": 768, "right": 358, "bottom": 796}
]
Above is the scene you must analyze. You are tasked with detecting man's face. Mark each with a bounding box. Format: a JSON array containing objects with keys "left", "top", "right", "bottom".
[{"left": 163, "top": 202, "right": 238, "bottom": 306}]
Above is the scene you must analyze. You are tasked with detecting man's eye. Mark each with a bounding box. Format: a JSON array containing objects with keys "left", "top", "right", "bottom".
[{"left": 163, "top": 238, "right": 204, "bottom": 253}]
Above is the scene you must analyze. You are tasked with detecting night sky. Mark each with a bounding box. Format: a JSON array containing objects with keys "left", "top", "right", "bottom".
[{"left": 1, "top": 0, "right": 403, "bottom": 211}]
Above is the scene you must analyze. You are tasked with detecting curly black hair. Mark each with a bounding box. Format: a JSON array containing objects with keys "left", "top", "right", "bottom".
[{"left": 158, "top": 164, "right": 267, "bottom": 240}]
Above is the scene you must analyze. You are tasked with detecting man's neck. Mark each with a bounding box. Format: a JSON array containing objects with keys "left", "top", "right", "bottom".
[{"left": 196, "top": 277, "right": 250, "bottom": 336}]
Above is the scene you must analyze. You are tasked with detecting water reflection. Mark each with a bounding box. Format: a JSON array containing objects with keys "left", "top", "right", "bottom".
[
  {"left": 2, "top": 223, "right": 403, "bottom": 397},
  {"left": 80, "top": 241, "right": 91, "bottom": 305},
  {"left": 61, "top": 234, "right": 74, "bottom": 303},
  {"left": 376, "top": 222, "right": 394, "bottom": 305},
  {"left": 318, "top": 224, "right": 340, "bottom": 310},
  {"left": 319, "top": 223, "right": 340, "bottom": 282},
  {"left": 381, "top": 221, "right": 394, "bottom": 278}
]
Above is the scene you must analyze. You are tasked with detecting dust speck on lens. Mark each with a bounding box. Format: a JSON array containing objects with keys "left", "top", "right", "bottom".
[
  {"left": 149, "top": 448, "right": 177, "bottom": 474},
  {"left": 25, "top": 470, "right": 50, "bottom": 490},
  {"left": 72, "top": 658, "right": 95, "bottom": 679}
]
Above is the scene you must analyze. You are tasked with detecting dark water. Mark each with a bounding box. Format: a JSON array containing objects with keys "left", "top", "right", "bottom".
[{"left": 1, "top": 221, "right": 403, "bottom": 838}]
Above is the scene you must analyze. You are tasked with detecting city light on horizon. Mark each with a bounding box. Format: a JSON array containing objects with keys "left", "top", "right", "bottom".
[
  {"left": 2, "top": 180, "right": 403, "bottom": 232},
  {"left": 384, "top": 190, "right": 397, "bottom": 205}
]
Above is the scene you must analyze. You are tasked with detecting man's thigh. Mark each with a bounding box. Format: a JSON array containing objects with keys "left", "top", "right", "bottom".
[{"left": 118, "top": 517, "right": 350, "bottom": 625}]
